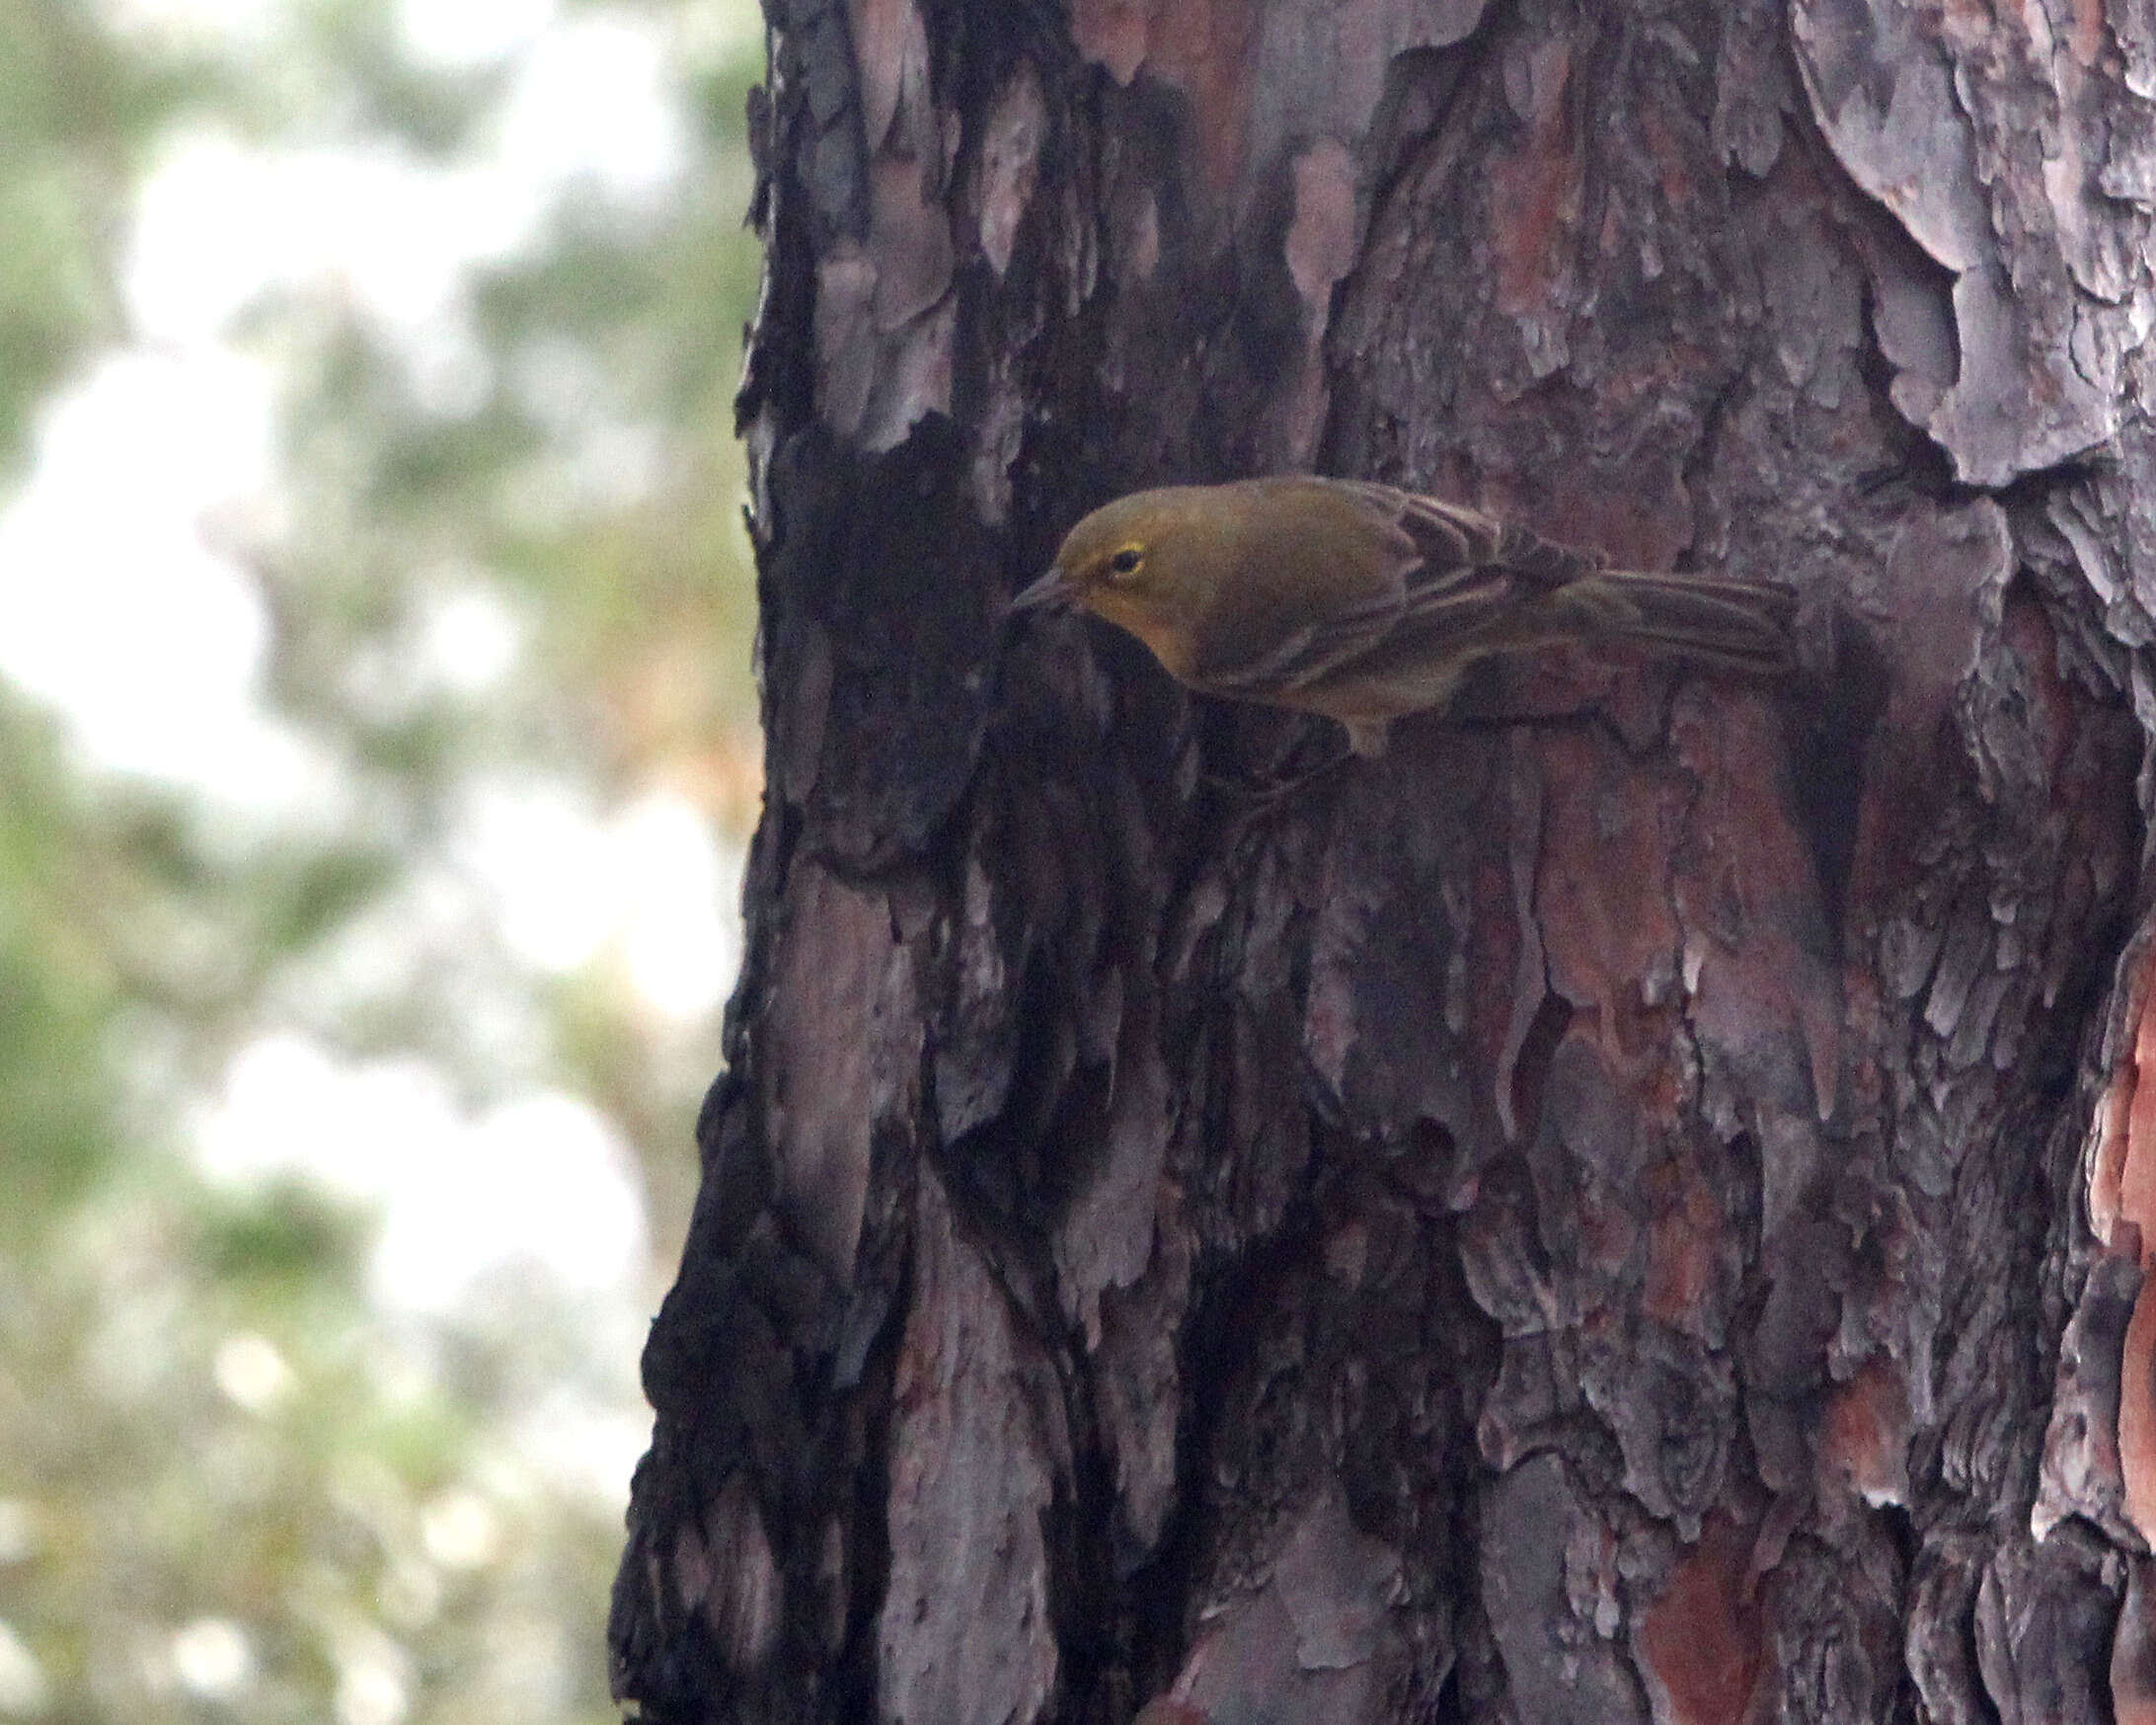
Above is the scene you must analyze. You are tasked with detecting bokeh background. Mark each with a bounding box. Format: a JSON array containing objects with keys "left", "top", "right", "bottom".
[{"left": 0, "top": 0, "right": 763, "bottom": 1718}]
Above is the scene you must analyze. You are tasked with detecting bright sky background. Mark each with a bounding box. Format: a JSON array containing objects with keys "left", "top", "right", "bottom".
[{"left": 0, "top": 0, "right": 756, "bottom": 1322}]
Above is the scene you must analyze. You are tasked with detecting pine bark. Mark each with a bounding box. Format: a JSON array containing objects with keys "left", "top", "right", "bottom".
[{"left": 612, "top": 4, "right": 2156, "bottom": 1722}]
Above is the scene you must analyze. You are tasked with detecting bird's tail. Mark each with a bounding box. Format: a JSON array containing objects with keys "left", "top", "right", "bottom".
[{"left": 1559, "top": 570, "right": 1798, "bottom": 678}]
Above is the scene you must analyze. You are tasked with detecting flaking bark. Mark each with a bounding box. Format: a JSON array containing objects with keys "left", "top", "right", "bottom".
[{"left": 614, "top": 3, "right": 2156, "bottom": 1721}]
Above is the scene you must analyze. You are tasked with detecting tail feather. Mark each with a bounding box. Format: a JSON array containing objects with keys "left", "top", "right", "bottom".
[{"left": 1563, "top": 571, "right": 1797, "bottom": 677}]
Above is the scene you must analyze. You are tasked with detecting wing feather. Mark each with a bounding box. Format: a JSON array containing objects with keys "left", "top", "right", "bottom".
[
  {"left": 1202, "top": 485, "right": 1595, "bottom": 695},
  {"left": 1188, "top": 478, "right": 1792, "bottom": 727}
]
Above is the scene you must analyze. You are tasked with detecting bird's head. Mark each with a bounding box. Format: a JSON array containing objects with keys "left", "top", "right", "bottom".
[{"left": 1008, "top": 489, "right": 1207, "bottom": 667}]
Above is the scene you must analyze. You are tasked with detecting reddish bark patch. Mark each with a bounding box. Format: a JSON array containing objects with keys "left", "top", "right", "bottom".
[
  {"left": 2094, "top": 947, "right": 2156, "bottom": 1548},
  {"left": 2090, "top": 958, "right": 2156, "bottom": 1256},
  {"left": 2121, "top": 1285, "right": 2156, "bottom": 1549},
  {"left": 1532, "top": 731, "right": 1685, "bottom": 1091},
  {"left": 1669, "top": 696, "right": 1841, "bottom": 1123},
  {"left": 1068, "top": 0, "right": 1151, "bottom": 84},
  {"left": 1643, "top": 1154, "right": 1725, "bottom": 1331},
  {"left": 1820, "top": 1355, "right": 1911, "bottom": 1507},
  {"left": 2000, "top": 593, "right": 2074, "bottom": 782},
  {"left": 1148, "top": 0, "right": 1258, "bottom": 196},
  {"left": 1489, "top": 39, "right": 1581, "bottom": 320},
  {"left": 2064, "top": 0, "right": 2105, "bottom": 65},
  {"left": 848, "top": 0, "right": 928, "bottom": 150},
  {"left": 1283, "top": 139, "right": 1358, "bottom": 308},
  {"left": 1070, "top": 0, "right": 1256, "bottom": 196},
  {"left": 1638, "top": 108, "right": 1696, "bottom": 215},
  {"left": 1272, "top": 137, "right": 1362, "bottom": 460},
  {"left": 1637, "top": 1517, "right": 1763, "bottom": 1725}
]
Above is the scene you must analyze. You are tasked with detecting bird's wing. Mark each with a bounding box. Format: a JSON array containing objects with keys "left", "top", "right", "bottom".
[
  {"left": 1358, "top": 486, "right": 1601, "bottom": 599},
  {"left": 1201, "top": 487, "right": 1595, "bottom": 697}
]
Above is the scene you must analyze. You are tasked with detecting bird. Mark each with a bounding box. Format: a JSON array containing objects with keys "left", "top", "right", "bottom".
[{"left": 1008, "top": 476, "right": 1798, "bottom": 757}]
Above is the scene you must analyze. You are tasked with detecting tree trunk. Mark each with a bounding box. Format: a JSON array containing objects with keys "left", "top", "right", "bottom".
[{"left": 611, "top": 3, "right": 2156, "bottom": 1722}]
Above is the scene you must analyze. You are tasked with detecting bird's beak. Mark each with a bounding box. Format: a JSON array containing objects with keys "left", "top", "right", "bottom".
[{"left": 1007, "top": 566, "right": 1076, "bottom": 617}]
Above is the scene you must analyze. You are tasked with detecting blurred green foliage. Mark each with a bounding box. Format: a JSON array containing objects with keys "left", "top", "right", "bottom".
[{"left": 0, "top": 0, "right": 765, "bottom": 1719}]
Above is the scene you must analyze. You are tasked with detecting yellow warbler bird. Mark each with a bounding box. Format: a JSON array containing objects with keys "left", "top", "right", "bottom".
[{"left": 1009, "top": 476, "right": 1797, "bottom": 757}]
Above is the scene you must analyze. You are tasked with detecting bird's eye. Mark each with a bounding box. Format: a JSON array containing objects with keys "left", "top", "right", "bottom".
[{"left": 1108, "top": 545, "right": 1144, "bottom": 579}]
